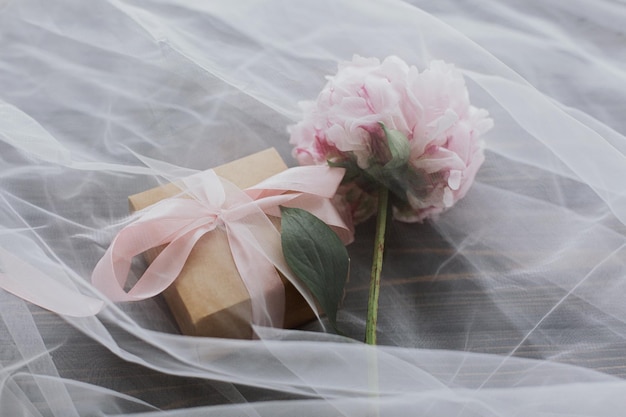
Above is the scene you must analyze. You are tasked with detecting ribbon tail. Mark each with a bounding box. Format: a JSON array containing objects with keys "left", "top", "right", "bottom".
[
  {"left": 226, "top": 221, "right": 286, "bottom": 329},
  {"left": 245, "top": 166, "right": 354, "bottom": 244},
  {"left": 226, "top": 217, "right": 323, "bottom": 331},
  {"left": 0, "top": 247, "right": 104, "bottom": 317},
  {"left": 247, "top": 165, "right": 346, "bottom": 199}
]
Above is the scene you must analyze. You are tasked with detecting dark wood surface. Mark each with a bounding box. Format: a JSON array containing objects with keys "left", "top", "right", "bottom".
[
  {"left": 17, "top": 150, "right": 626, "bottom": 410},
  {"left": 23, "top": 210, "right": 626, "bottom": 410}
]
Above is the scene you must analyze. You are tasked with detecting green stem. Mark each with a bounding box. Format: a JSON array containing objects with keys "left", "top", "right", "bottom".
[{"left": 365, "top": 185, "right": 389, "bottom": 345}]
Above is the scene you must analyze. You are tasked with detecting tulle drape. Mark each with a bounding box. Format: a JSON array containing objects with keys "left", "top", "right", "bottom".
[{"left": 2, "top": 0, "right": 626, "bottom": 415}]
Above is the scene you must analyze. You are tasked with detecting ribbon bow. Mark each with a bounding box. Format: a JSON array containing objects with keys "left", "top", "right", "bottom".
[{"left": 91, "top": 165, "right": 352, "bottom": 328}]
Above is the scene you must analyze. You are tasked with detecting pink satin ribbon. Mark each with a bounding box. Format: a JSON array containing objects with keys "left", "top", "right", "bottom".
[
  {"left": 91, "top": 165, "right": 352, "bottom": 328},
  {"left": 0, "top": 247, "right": 104, "bottom": 317}
]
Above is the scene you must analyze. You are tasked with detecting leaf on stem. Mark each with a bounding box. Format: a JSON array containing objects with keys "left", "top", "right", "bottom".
[
  {"left": 380, "top": 122, "right": 410, "bottom": 170},
  {"left": 280, "top": 206, "right": 349, "bottom": 332}
]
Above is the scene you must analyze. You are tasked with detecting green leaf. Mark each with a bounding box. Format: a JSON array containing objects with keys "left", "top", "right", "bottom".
[
  {"left": 380, "top": 122, "right": 410, "bottom": 170},
  {"left": 280, "top": 206, "right": 349, "bottom": 332}
]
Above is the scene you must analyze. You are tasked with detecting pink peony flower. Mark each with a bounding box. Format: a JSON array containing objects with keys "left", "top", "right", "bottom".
[{"left": 289, "top": 55, "right": 493, "bottom": 224}]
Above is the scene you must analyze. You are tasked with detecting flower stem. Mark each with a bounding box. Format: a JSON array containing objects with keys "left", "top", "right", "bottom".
[{"left": 365, "top": 185, "right": 389, "bottom": 345}]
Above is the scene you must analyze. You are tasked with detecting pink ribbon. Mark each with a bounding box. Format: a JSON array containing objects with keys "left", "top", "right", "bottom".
[
  {"left": 0, "top": 247, "right": 104, "bottom": 317},
  {"left": 91, "top": 165, "right": 352, "bottom": 328}
]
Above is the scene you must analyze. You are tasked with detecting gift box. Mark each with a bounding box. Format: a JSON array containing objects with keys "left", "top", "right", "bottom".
[{"left": 128, "top": 148, "right": 316, "bottom": 338}]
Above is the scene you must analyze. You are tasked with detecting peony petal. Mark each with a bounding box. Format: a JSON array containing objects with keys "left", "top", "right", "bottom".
[
  {"left": 362, "top": 76, "right": 398, "bottom": 113},
  {"left": 412, "top": 147, "right": 465, "bottom": 173},
  {"left": 443, "top": 187, "right": 454, "bottom": 207},
  {"left": 448, "top": 170, "right": 462, "bottom": 190},
  {"left": 427, "top": 108, "right": 459, "bottom": 139}
]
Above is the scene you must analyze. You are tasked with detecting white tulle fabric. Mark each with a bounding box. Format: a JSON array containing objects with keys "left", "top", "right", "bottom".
[{"left": 2, "top": 0, "right": 626, "bottom": 415}]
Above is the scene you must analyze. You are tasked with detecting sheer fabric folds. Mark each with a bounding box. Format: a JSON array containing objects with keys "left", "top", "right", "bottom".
[{"left": 1, "top": 0, "right": 626, "bottom": 415}]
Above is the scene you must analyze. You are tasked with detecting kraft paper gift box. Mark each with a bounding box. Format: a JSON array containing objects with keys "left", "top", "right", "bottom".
[{"left": 128, "top": 148, "right": 316, "bottom": 338}]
